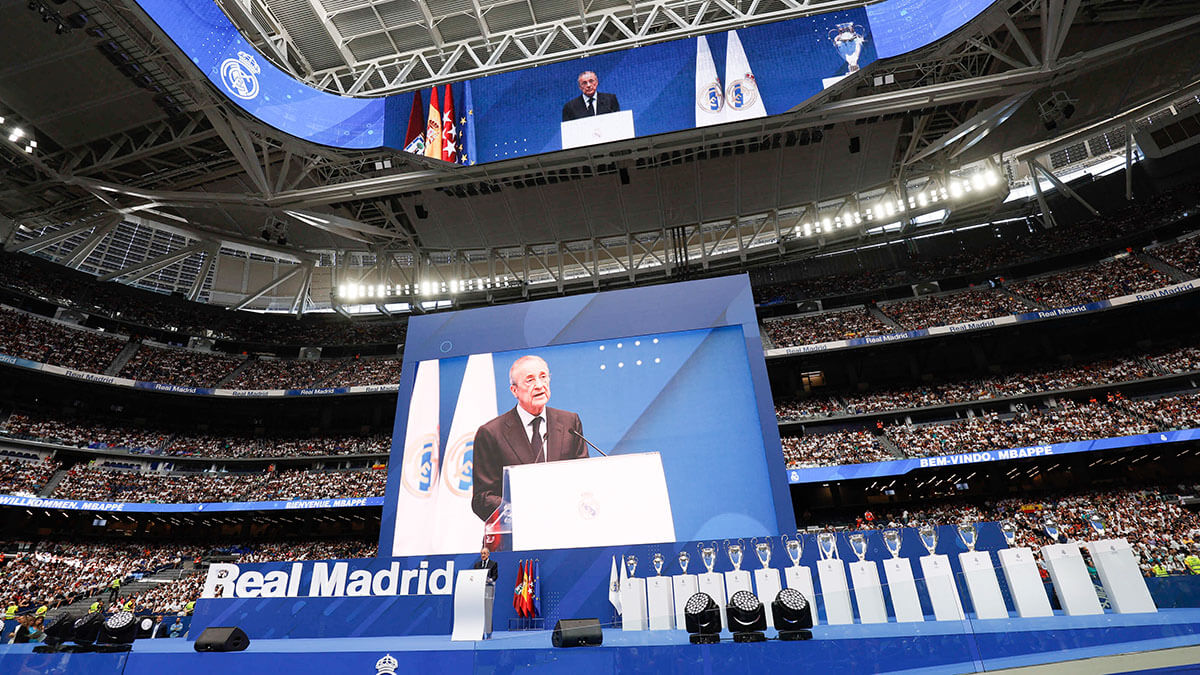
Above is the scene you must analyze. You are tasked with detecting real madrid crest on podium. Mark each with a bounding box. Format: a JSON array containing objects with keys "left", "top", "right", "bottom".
[{"left": 374, "top": 654, "right": 398, "bottom": 675}]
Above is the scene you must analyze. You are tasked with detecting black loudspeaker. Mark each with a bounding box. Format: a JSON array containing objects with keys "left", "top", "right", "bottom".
[
  {"left": 551, "top": 618, "right": 603, "bottom": 648},
  {"left": 194, "top": 626, "right": 250, "bottom": 652}
]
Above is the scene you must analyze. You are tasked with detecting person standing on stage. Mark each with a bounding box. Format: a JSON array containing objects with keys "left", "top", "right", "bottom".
[
  {"left": 562, "top": 71, "right": 620, "bottom": 121},
  {"left": 471, "top": 355, "right": 588, "bottom": 522},
  {"left": 474, "top": 547, "right": 499, "bottom": 584}
]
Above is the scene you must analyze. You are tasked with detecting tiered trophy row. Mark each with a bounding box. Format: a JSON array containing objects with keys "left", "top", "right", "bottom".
[{"left": 617, "top": 518, "right": 1157, "bottom": 631}]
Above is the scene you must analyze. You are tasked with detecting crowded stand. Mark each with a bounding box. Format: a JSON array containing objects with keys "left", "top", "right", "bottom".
[
  {"left": 118, "top": 344, "right": 243, "bottom": 388},
  {"left": 987, "top": 357, "right": 1157, "bottom": 396},
  {"left": 50, "top": 465, "right": 387, "bottom": 503},
  {"left": 763, "top": 307, "right": 891, "bottom": 347},
  {"left": 1151, "top": 236, "right": 1200, "bottom": 278},
  {"left": 1, "top": 413, "right": 168, "bottom": 453},
  {"left": 781, "top": 430, "right": 895, "bottom": 468},
  {"left": 0, "top": 457, "right": 59, "bottom": 496},
  {"left": 775, "top": 397, "right": 847, "bottom": 421},
  {"left": 1121, "top": 392, "right": 1200, "bottom": 430},
  {"left": 227, "top": 358, "right": 344, "bottom": 390},
  {"left": 0, "top": 306, "right": 123, "bottom": 372},
  {"left": 165, "top": 432, "right": 390, "bottom": 458},
  {"left": 1011, "top": 256, "right": 1173, "bottom": 309},
  {"left": 1147, "top": 345, "right": 1200, "bottom": 375},
  {"left": 880, "top": 288, "right": 1031, "bottom": 330},
  {"left": 326, "top": 357, "right": 405, "bottom": 387}
]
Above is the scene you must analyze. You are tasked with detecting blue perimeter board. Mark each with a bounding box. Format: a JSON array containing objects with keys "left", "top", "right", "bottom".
[{"left": 5, "top": 608, "right": 1200, "bottom": 674}]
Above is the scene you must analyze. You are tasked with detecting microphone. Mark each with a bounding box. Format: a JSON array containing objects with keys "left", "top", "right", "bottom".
[{"left": 570, "top": 428, "right": 609, "bottom": 457}]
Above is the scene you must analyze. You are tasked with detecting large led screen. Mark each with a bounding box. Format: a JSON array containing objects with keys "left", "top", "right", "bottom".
[
  {"left": 377, "top": 276, "right": 792, "bottom": 557},
  {"left": 136, "top": 0, "right": 994, "bottom": 161}
]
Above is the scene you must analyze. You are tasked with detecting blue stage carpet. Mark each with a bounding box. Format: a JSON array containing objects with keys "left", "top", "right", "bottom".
[{"left": 4, "top": 609, "right": 1200, "bottom": 674}]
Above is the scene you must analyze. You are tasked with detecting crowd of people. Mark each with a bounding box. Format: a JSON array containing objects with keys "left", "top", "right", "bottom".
[
  {"left": 764, "top": 308, "right": 890, "bottom": 347},
  {"left": 781, "top": 430, "right": 895, "bottom": 468},
  {"left": 1, "top": 413, "right": 168, "bottom": 453},
  {"left": 118, "top": 345, "right": 244, "bottom": 388},
  {"left": 0, "top": 307, "right": 123, "bottom": 373},
  {"left": 1153, "top": 236, "right": 1200, "bottom": 278},
  {"left": 0, "top": 457, "right": 60, "bottom": 496},
  {"left": 880, "top": 288, "right": 1031, "bottom": 330},
  {"left": 986, "top": 357, "right": 1156, "bottom": 397},
  {"left": 50, "top": 465, "right": 387, "bottom": 503},
  {"left": 165, "top": 432, "right": 390, "bottom": 458},
  {"left": 1011, "top": 257, "right": 1173, "bottom": 309},
  {"left": 326, "top": 358, "right": 405, "bottom": 387},
  {"left": 227, "top": 358, "right": 344, "bottom": 391},
  {"left": 1121, "top": 392, "right": 1200, "bottom": 430}
]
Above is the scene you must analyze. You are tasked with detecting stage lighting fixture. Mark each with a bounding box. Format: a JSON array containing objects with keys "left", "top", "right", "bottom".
[
  {"left": 72, "top": 612, "right": 105, "bottom": 645},
  {"left": 41, "top": 613, "right": 77, "bottom": 647},
  {"left": 97, "top": 611, "right": 138, "bottom": 649},
  {"left": 683, "top": 592, "right": 722, "bottom": 644},
  {"left": 727, "top": 590, "right": 767, "bottom": 643},
  {"left": 772, "top": 588, "right": 814, "bottom": 641}
]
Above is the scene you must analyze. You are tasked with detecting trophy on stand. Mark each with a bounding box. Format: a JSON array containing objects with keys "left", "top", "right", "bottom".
[
  {"left": 918, "top": 523, "right": 965, "bottom": 621},
  {"left": 620, "top": 554, "right": 648, "bottom": 631},
  {"left": 671, "top": 550, "right": 698, "bottom": 631},
  {"left": 918, "top": 524, "right": 939, "bottom": 556},
  {"left": 783, "top": 534, "right": 804, "bottom": 567},
  {"left": 678, "top": 551, "right": 689, "bottom": 575},
  {"left": 725, "top": 539, "right": 745, "bottom": 572},
  {"left": 817, "top": 532, "right": 839, "bottom": 561},
  {"left": 847, "top": 532, "right": 887, "bottom": 623},
  {"left": 781, "top": 533, "right": 817, "bottom": 625},
  {"left": 1086, "top": 514, "right": 1105, "bottom": 539},
  {"left": 957, "top": 521, "right": 1007, "bottom": 619},
  {"left": 883, "top": 530, "right": 903, "bottom": 559},
  {"left": 646, "top": 552, "right": 672, "bottom": 630},
  {"left": 815, "top": 532, "right": 852, "bottom": 624},
  {"left": 724, "top": 539, "right": 752, "bottom": 595},
  {"left": 880, "top": 528, "right": 923, "bottom": 622},
  {"left": 700, "top": 542, "right": 717, "bottom": 575},
  {"left": 652, "top": 553, "right": 665, "bottom": 576},
  {"left": 625, "top": 555, "right": 638, "bottom": 578},
  {"left": 751, "top": 538, "right": 783, "bottom": 628},
  {"left": 696, "top": 542, "right": 728, "bottom": 626},
  {"left": 754, "top": 538, "right": 772, "bottom": 569},
  {"left": 957, "top": 524, "right": 978, "bottom": 552},
  {"left": 1001, "top": 521, "right": 1018, "bottom": 547},
  {"left": 849, "top": 533, "right": 869, "bottom": 562}
]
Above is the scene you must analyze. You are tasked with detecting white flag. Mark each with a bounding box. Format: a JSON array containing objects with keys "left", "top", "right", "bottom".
[
  {"left": 390, "top": 359, "right": 441, "bottom": 557},
  {"left": 609, "top": 555, "right": 623, "bottom": 616},
  {"left": 723, "top": 30, "right": 767, "bottom": 121},
  {"left": 429, "top": 353, "right": 498, "bottom": 554},
  {"left": 695, "top": 35, "right": 725, "bottom": 127}
]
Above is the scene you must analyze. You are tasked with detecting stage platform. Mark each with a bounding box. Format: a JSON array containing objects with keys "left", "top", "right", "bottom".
[{"left": 4, "top": 608, "right": 1200, "bottom": 674}]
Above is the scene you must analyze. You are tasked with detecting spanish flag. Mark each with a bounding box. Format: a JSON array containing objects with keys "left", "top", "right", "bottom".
[{"left": 424, "top": 86, "right": 442, "bottom": 159}]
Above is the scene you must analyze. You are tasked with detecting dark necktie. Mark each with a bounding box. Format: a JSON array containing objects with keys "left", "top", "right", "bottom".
[
  {"left": 531, "top": 416, "right": 544, "bottom": 461},
  {"left": 587, "top": 96, "right": 595, "bottom": 115}
]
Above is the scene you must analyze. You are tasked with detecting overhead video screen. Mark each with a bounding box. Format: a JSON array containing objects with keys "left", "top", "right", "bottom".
[
  {"left": 136, "top": 0, "right": 994, "bottom": 160},
  {"left": 377, "top": 276, "right": 793, "bottom": 556}
]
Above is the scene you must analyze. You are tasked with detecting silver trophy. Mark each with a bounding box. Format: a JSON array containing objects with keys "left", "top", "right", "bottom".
[
  {"left": 700, "top": 542, "right": 717, "bottom": 574},
  {"left": 849, "top": 533, "right": 868, "bottom": 562},
  {"left": 753, "top": 538, "right": 772, "bottom": 568},
  {"left": 678, "top": 550, "right": 690, "bottom": 575},
  {"left": 783, "top": 534, "right": 803, "bottom": 567},
  {"left": 1044, "top": 518, "right": 1060, "bottom": 542},
  {"left": 652, "top": 553, "right": 665, "bottom": 576},
  {"left": 918, "top": 524, "right": 939, "bottom": 556},
  {"left": 625, "top": 555, "right": 637, "bottom": 577},
  {"left": 957, "top": 524, "right": 978, "bottom": 552},
  {"left": 1000, "top": 521, "right": 1017, "bottom": 547},
  {"left": 726, "top": 539, "right": 745, "bottom": 572},
  {"left": 882, "top": 529, "right": 902, "bottom": 559},
  {"left": 829, "top": 22, "right": 866, "bottom": 73},
  {"left": 1086, "top": 514, "right": 1105, "bottom": 539},
  {"left": 817, "top": 532, "right": 838, "bottom": 561}
]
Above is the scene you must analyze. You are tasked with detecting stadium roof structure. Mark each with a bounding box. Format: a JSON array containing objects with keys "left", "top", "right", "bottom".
[{"left": 0, "top": 0, "right": 1199, "bottom": 313}]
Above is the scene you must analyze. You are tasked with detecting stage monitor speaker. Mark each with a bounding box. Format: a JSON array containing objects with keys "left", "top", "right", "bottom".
[
  {"left": 551, "top": 618, "right": 603, "bottom": 648},
  {"left": 194, "top": 626, "right": 250, "bottom": 652}
]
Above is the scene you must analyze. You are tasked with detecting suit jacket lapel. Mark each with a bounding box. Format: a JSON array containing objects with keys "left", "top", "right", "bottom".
[{"left": 503, "top": 407, "right": 537, "bottom": 464}]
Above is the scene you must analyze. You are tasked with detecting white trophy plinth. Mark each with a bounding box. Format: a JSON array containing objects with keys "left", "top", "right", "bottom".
[
  {"left": 724, "top": 570, "right": 753, "bottom": 597},
  {"left": 561, "top": 110, "right": 635, "bottom": 149},
  {"left": 1042, "top": 543, "right": 1103, "bottom": 616},
  {"left": 753, "top": 568, "right": 783, "bottom": 628},
  {"left": 958, "top": 551, "right": 1008, "bottom": 619},
  {"left": 646, "top": 576, "right": 675, "bottom": 630},
  {"left": 848, "top": 561, "right": 888, "bottom": 624},
  {"left": 997, "top": 548, "right": 1053, "bottom": 618},
  {"left": 620, "top": 577, "right": 648, "bottom": 630},
  {"left": 672, "top": 574, "right": 698, "bottom": 629},
  {"left": 881, "top": 558, "right": 924, "bottom": 623},
  {"left": 697, "top": 572, "right": 728, "bottom": 628},
  {"left": 920, "top": 555, "right": 965, "bottom": 621},
  {"left": 816, "top": 559, "right": 854, "bottom": 625},
  {"left": 784, "top": 566, "right": 819, "bottom": 626},
  {"left": 451, "top": 569, "right": 492, "bottom": 641},
  {"left": 1085, "top": 539, "right": 1157, "bottom": 614}
]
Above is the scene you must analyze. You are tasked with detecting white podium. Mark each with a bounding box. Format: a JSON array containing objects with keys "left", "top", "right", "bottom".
[
  {"left": 920, "top": 555, "right": 965, "bottom": 621},
  {"left": 620, "top": 577, "right": 648, "bottom": 630},
  {"left": 753, "top": 568, "right": 783, "bottom": 628},
  {"left": 505, "top": 453, "right": 675, "bottom": 551},
  {"left": 1085, "top": 539, "right": 1157, "bottom": 614},
  {"left": 784, "top": 566, "right": 819, "bottom": 625},
  {"left": 848, "top": 561, "right": 888, "bottom": 624},
  {"left": 816, "top": 559, "right": 854, "bottom": 625},
  {"left": 672, "top": 574, "right": 698, "bottom": 629},
  {"left": 997, "top": 548, "right": 1053, "bottom": 618},
  {"left": 697, "top": 572, "right": 728, "bottom": 628},
  {"left": 1042, "top": 543, "right": 1103, "bottom": 616},
  {"left": 724, "top": 570, "right": 753, "bottom": 597},
  {"left": 646, "top": 576, "right": 675, "bottom": 630},
  {"left": 451, "top": 569, "right": 492, "bottom": 641},
  {"left": 881, "top": 558, "right": 924, "bottom": 623},
  {"left": 561, "top": 110, "right": 635, "bottom": 149},
  {"left": 959, "top": 551, "right": 1008, "bottom": 619}
]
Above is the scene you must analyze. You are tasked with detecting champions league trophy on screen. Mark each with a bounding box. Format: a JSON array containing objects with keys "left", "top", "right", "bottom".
[{"left": 829, "top": 22, "right": 866, "bottom": 73}]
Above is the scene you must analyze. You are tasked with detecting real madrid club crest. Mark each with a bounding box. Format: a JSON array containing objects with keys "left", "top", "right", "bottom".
[
  {"left": 375, "top": 654, "right": 399, "bottom": 675},
  {"left": 220, "top": 51, "right": 262, "bottom": 100},
  {"left": 697, "top": 79, "right": 724, "bottom": 115},
  {"left": 726, "top": 73, "right": 758, "bottom": 111},
  {"left": 442, "top": 433, "right": 474, "bottom": 497},
  {"left": 401, "top": 433, "right": 439, "bottom": 498}
]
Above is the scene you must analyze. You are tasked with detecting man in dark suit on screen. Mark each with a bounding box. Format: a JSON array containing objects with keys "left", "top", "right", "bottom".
[
  {"left": 473, "top": 547, "right": 499, "bottom": 584},
  {"left": 562, "top": 71, "right": 620, "bottom": 122},
  {"left": 471, "top": 355, "right": 587, "bottom": 522}
]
